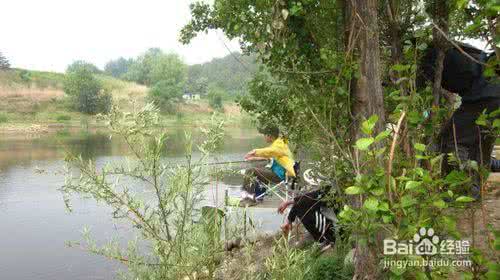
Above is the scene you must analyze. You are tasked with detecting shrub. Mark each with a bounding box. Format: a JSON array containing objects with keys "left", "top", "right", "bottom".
[
  {"left": 61, "top": 104, "right": 227, "bottom": 279},
  {"left": 264, "top": 237, "right": 312, "bottom": 280},
  {"left": 0, "top": 52, "right": 10, "bottom": 70},
  {"left": 19, "top": 70, "right": 32, "bottom": 83},
  {"left": 56, "top": 114, "right": 72, "bottom": 122},
  {"left": 207, "top": 85, "right": 225, "bottom": 111},
  {"left": 66, "top": 60, "right": 101, "bottom": 74},
  {"left": 96, "top": 91, "right": 112, "bottom": 114},
  {"left": 176, "top": 111, "right": 184, "bottom": 120},
  {"left": 148, "top": 80, "right": 183, "bottom": 114},
  {"left": 63, "top": 68, "right": 112, "bottom": 115},
  {"left": 308, "top": 250, "right": 354, "bottom": 280},
  {"left": 0, "top": 113, "right": 8, "bottom": 123}
]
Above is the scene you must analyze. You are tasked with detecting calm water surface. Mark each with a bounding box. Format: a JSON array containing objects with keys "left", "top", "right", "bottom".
[{"left": 0, "top": 127, "right": 283, "bottom": 280}]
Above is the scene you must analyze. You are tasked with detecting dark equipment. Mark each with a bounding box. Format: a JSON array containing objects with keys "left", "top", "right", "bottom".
[{"left": 417, "top": 43, "right": 500, "bottom": 198}]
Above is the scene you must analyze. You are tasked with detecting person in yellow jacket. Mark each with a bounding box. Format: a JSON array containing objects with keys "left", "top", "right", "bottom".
[{"left": 241, "top": 125, "right": 295, "bottom": 204}]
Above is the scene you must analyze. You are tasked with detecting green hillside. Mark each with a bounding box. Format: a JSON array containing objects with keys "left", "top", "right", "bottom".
[
  {"left": 187, "top": 53, "right": 259, "bottom": 96},
  {"left": 0, "top": 68, "right": 149, "bottom": 129},
  {"left": 0, "top": 66, "right": 248, "bottom": 133}
]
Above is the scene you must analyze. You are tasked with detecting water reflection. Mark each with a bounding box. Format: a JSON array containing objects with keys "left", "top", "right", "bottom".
[{"left": 0, "top": 126, "right": 275, "bottom": 280}]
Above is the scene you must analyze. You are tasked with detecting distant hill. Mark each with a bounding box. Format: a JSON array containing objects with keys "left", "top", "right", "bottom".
[
  {"left": 0, "top": 68, "right": 147, "bottom": 122},
  {"left": 0, "top": 67, "right": 242, "bottom": 128},
  {"left": 103, "top": 50, "right": 259, "bottom": 98},
  {"left": 187, "top": 53, "right": 259, "bottom": 96}
]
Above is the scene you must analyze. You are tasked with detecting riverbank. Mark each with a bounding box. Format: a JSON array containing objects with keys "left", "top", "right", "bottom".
[
  {"left": 0, "top": 106, "right": 250, "bottom": 134},
  {"left": 215, "top": 173, "right": 500, "bottom": 280}
]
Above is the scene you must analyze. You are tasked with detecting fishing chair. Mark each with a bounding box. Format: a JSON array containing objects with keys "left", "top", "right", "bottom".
[{"left": 255, "top": 161, "right": 301, "bottom": 202}]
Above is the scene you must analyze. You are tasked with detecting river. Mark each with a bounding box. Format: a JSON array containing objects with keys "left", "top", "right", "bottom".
[{"left": 0, "top": 126, "right": 284, "bottom": 280}]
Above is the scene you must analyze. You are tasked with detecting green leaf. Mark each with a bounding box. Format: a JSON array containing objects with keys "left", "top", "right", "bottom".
[
  {"left": 374, "top": 147, "right": 387, "bottom": 157},
  {"left": 494, "top": 238, "right": 500, "bottom": 251},
  {"left": 361, "top": 115, "right": 379, "bottom": 135},
  {"left": 390, "top": 264, "right": 406, "bottom": 275},
  {"left": 493, "top": 118, "right": 500, "bottom": 128},
  {"left": 405, "top": 181, "right": 422, "bottom": 190},
  {"left": 457, "top": 0, "right": 468, "bottom": 9},
  {"left": 433, "top": 199, "right": 447, "bottom": 209},
  {"left": 484, "top": 66, "right": 495, "bottom": 77},
  {"left": 391, "top": 64, "right": 411, "bottom": 72},
  {"left": 414, "top": 143, "right": 426, "bottom": 152},
  {"left": 456, "top": 196, "right": 475, "bottom": 203},
  {"left": 476, "top": 114, "right": 487, "bottom": 126},
  {"left": 345, "top": 186, "right": 363, "bottom": 195},
  {"left": 430, "top": 154, "right": 444, "bottom": 168},
  {"left": 370, "top": 187, "right": 384, "bottom": 196},
  {"left": 382, "top": 215, "right": 393, "bottom": 223},
  {"left": 355, "top": 137, "right": 374, "bottom": 150},
  {"left": 401, "top": 195, "right": 416, "bottom": 208},
  {"left": 485, "top": 262, "right": 500, "bottom": 280},
  {"left": 415, "top": 155, "right": 430, "bottom": 160},
  {"left": 374, "top": 130, "right": 391, "bottom": 142},
  {"left": 445, "top": 170, "right": 470, "bottom": 187},
  {"left": 461, "top": 272, "right": 474, "bottom": 280},
  {"left": 363, "top": 197, "right": 379, "bottom": 211},
  {"left": 378, "top": 202, "right": 390, "bottom": 212},
  {"left": 489, "top": 108, "right": 500, "bottom": 118}
]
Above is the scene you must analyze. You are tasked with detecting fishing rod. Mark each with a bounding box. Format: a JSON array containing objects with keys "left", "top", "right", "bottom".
[
  {"left": 202, "top": 159, "right": 267, "bottom": 166},
  {"left": 160, "top": 159, "right": 268, "bottom": 169}
]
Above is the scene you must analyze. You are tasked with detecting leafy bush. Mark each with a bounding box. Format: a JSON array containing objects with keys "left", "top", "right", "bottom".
[
  {"left": 66, "top": 60, "right": 101, "bottom": 74},
  {"left": 104, "top": 57, "right": 133, "bottom": 78},
  {"left": 122, "top": 48, "right": 187, "bottom": 87},
  {"left": 264, "top": 237, "right": 312, "bottom": 280},
  {"left": 308, "top": 250, "right": 354, "bottom": 280},
  {"left": 62, "top": 104, "right": 227, "bottom": 279},
  {"left": 19, "top": 70, "right": 32, "bottom": 83},
  {"left": 0, "top": 113, "right": 8, "bottom": 123},
  {"left": 207, "top": 85, "right": 225, "bottom": 111},
  {"left": 0, "top": 52, "right": 10, "bottom": 70},
  {"left": 63, "top": 68, "right": 112, "bottom": 115},
  {"left": 148, "top": 80, "right": 183, "bottom": 114},
  {"left": 56, "top": 114, "right": 71, "bottom": 122}
]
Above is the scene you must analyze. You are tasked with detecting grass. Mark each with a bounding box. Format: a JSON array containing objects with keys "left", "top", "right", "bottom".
[
  {"left": 0, "top": 68, "right": 65, "bottom": 88},
  {"left": 0, "top": 113, "right": 7, "bottom": 123},
  {"left": 56, "top": 114, "right": 71, "bottom": 122}
]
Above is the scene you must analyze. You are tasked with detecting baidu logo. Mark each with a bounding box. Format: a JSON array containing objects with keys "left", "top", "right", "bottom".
[
  {"left": 384, "top": 227, "right": 469, "bottom": 256},
  {"left": 413, "top": 227, "right": 440, "bottom": 255}
]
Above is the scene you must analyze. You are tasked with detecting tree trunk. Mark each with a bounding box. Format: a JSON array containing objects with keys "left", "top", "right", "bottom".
[
  {"left": 431, "top": 0, "right": 449, "bottom": 107},
  {"left": 428, "top": 0, "right": 449, "bottom": 145},
  {"left": 386, "top": 0, "right": 413, "bottom": 157},
  {"left": 350, "top": 0, "right": 385, "bottom": 278},
  {"left": 351, "top": 0, "right": 386, "bottom": 140}
]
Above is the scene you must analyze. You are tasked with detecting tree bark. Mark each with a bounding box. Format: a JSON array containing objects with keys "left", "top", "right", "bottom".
[
  {"left": 431, "top": 0, "right": 449, "bottom": 107},
  {"left": 350, "top": 0, "right": 385, "bottom": 278},
  {"left": 428, "top": 0, "right": 449, "bottom": 146},
  {"left": 351, "top": 0, "right": 386, "bottom": 140},
  {"left": 386, "top": 0, "right": 413, "bottom": 157}
]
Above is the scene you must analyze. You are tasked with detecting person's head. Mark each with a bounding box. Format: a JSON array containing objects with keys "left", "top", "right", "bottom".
[{"left": 258, "top": 125, "right": 280, "bottom": 143}]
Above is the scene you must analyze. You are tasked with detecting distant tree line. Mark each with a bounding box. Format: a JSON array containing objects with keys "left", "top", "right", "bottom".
[
  {"left": 66, "top": 60, "right": 101, "bottom": 74},
  {"left": 103, "top": 49, "right": 258, "bottom": 112},
  {"left": 0, "top": 52, "right": 11, "bottom": 70},
  {"left": 187, "top": 53, "right": 258, "bottom": 98},
  {"left": 61, "top": 49, "right": 258, "bottom": 114}
]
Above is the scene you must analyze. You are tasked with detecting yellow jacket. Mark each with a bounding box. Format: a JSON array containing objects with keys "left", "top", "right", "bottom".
[{"left": 254, "top": 137, "right": 296, "bottom": 177}]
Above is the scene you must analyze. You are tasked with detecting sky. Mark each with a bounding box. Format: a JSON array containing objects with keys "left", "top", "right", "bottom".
[
  {"left": 0, "top": 0, "right": 240, "bottom": 73},
  {"left": 0, "top": 1, "right": 490, "bottom": 73}
]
